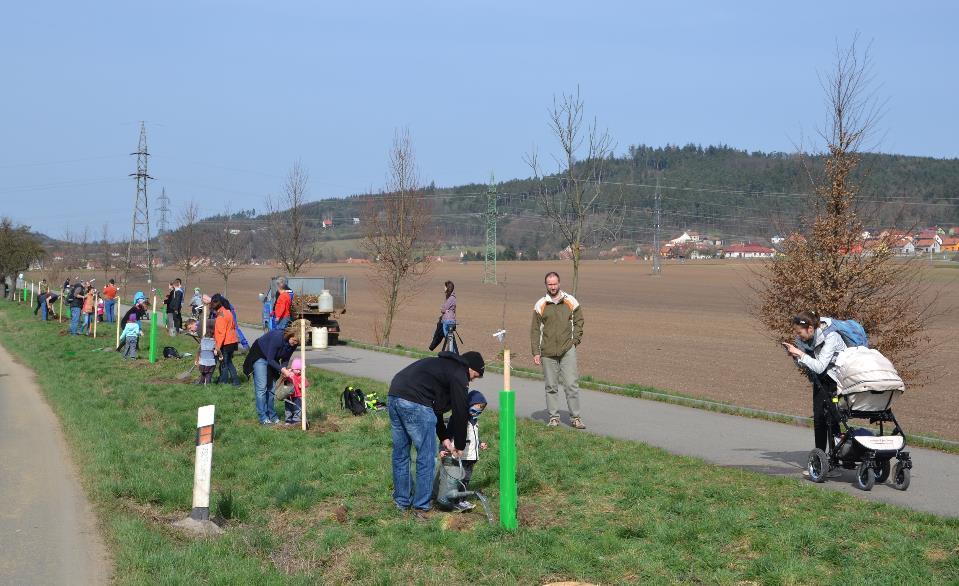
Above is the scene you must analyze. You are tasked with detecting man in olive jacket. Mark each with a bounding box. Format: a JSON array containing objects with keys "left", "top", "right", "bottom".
[{"left": 530, "top": 271, "right": 586, "bottom": 429}]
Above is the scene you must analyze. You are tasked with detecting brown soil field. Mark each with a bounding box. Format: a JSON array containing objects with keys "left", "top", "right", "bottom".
[{"left": 31, "top": 259, "right": 959, "bottom": 441}]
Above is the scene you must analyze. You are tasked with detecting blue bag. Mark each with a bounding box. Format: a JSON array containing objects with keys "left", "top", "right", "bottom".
[{"left": 824, "top": 319, "right": 868, "bottom": 347}]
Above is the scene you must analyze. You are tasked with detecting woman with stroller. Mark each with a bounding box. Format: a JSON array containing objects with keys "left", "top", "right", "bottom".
[{"left": 781, "top": 311, "right": 845, "bottom": 476}]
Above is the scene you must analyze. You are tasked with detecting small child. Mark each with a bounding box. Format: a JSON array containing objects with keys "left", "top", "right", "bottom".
[
  {"left": 282, "top": 358, "right": 307, "bottom": 425},
  {"left": 451, "top": 390, "right": 489, "bottom": 512},
  {"left": 195, "top": 328, "right": 217, "bottom": 385},
  {"left": 96, "top": 298, "right": 104, "bottom": 322},
  {"left": 119, "top": 314, "right": 142, "bottom": 359},
  {"left": 190, "top": 288, "right": 202, "bottom": 318}
]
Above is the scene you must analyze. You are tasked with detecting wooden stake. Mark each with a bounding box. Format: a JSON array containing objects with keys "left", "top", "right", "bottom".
[
  {"left": 504, "top": 348, "right": 511, "bottom": 391},
  {"left": 30, "top": 282, "right": 34, "bottom": 310},
  {"left": 300, "top": 319, "right": 308, "bottom": 431},
  {"left": 115, "top": 298, "right": 122, "bottom": 348},
  {"left": 58, "top": 294, "right": 63, "bottom": 323},
  {"left": 92, "top": 293, "right": 99, "bottom": 338},
  {"left": 201, "top": 303, "right": 208, "bottom": 337}
]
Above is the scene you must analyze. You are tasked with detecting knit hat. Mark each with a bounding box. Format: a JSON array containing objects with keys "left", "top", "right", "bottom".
[
  {"left": 461, "top": 351, "right": 485, "bottom": 377},
  {"left": 128, "top": 314, "right": 137, "bottom": 323},
  {"left": 291, "top": 358, "right": 304, "bottom": 370}
]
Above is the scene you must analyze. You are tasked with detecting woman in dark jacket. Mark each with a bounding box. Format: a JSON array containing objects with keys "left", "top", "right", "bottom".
[{"left": 243, "top": 319, "right": 306, "bottom": 425}]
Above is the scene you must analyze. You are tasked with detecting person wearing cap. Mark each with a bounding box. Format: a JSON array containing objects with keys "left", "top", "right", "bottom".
[{"left": 386, "top": 350, "right": 485, "bottom": 519}]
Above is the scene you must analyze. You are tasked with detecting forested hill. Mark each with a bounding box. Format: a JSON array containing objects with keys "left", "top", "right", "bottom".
[{"left": 299, "top": 144, "right": 959, "bottom": 257}]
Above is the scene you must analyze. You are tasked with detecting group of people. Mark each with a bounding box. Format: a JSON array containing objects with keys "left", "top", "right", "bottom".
[
  {"left": 391, "top": 270, "right": 587, "bottom": 519},
  {"left": 34, "top": 277, "right": 121, "bottom": 335}
]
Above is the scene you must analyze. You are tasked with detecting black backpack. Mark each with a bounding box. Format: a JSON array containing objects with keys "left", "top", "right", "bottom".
[
  {"left": 341, "top": 386, "right": 367, "bottom": 416},
  {"left": 163, "top": 346, "right": 181, "bottom": 359}
]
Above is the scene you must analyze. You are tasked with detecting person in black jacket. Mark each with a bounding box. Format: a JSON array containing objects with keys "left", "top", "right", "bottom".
[
  {"left": 164, "top": 278, "right": 184, "bottom": 336},
  {"left": 387, "top": 350, "right": 485, "bottom": 518}
]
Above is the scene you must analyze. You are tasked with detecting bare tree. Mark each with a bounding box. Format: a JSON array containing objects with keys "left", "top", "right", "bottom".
[
  {"left": 209, "top": 209, "right": 245, "bottom": 297},
  {"left": 362, "top": 128, "right": 434, "bottom": 345},
  {"left": 754, "top": 38, "right": 936, "bottom": 385},
  {"left": 265, "top": 161, "right": 312, "bottom": 276},
  {"left": 78, "top": 226, "right": 91, "bottom": 271},
  {"left": 525, "top": 87, "right": 622, "bottom": 295},
  {"left": 167, "top": 200, "right": 204, "bottom": 285}
]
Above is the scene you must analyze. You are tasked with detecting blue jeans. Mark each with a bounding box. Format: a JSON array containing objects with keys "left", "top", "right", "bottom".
[
  {"left": 40, "top": 303, "right": 48, "bottom": 321},
  {"left": 442, "top": 320, "right": 458, "bottom": 354},
  {"left": 273, "top": 317, "right": 290, "bottom": 331},
  {"left": 103, "top": 299, "right": 115, "bottom": 323},
  {"left": 69, "top": 307, "right": 82, "bottom": 335},
  {"left": 388, "top": 396, "right": 438, "bottom": 511},
  {"left": 252, "top": 358, "right": 279, "bottom": 423}
]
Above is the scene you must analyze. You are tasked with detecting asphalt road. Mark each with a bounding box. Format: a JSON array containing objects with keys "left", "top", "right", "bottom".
[
  {"left": 305, "top": 344, "right": 959, "bottom": 518},
  {"left": 0, "top": 342, "right": 110, "bottom": 585}
]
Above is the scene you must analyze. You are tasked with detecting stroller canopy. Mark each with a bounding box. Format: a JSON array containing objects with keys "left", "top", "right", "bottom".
[{"left": 831, "top": 346, "right": 904, "bottom": 412}]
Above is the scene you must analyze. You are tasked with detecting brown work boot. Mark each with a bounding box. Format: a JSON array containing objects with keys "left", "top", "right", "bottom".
[
  {"left": 571, "top": 417, "right": 586, "bottom": 430},
  {"left": 411, "top": 509, "right": 434, "bottom": 522}
]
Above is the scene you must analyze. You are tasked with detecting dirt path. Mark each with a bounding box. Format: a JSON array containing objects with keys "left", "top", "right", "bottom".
[{"left": 0, "top": 342, "right": 111, "bottom": 584}]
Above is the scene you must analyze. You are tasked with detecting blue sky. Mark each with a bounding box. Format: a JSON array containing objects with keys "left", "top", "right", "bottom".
[{"left": 1, "top": 1, "right": 957, "bottom": 238}]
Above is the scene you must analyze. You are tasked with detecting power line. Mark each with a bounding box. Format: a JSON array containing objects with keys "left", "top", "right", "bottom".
[
  {"left": 484, "top": 173, "right": 497, "bottom": 284},
  {"left": 126, "top": 122, "right": 155, "bottom": 283}
]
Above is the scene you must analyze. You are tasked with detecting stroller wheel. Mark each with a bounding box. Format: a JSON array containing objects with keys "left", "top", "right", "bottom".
[
  {"left": 892, "top": 462, "right": 911, "bottom": 491},
  {"left": 875, "top": 459, "right": 891, "bottom": 483},
  {"left": 855, "top": 462, "right": 875, "bottom": 491},
  {"left": 807, "top": 449, "right": 829, "bottom": 483}
]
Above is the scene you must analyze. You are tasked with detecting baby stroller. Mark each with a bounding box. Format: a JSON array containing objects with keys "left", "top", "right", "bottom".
[{"left": 807, "top": 346, "right": 913, "bottom": 491}]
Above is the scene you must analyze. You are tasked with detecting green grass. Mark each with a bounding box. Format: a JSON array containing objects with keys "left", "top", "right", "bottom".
[{"left": 2, "top": 303, "right": 958, "bottom": 584}]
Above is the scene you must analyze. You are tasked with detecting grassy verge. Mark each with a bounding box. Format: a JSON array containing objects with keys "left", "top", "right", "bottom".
[
  {"left": 3, "top": 304, "right": 958, "bottom": 584},
  {"left": 343, "top": 339, "right": 959, "bottom": 455}
]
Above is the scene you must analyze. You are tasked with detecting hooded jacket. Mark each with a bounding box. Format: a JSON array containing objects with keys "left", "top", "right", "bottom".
[
  {"left": 388, "top": 351, "right": 470, "bottom": 450},
  {"left": 530, "top": 291, "right": 584, "bottom": 357},
  {"left": 796, "top": 317, "right": 847, "bottom": 378}
]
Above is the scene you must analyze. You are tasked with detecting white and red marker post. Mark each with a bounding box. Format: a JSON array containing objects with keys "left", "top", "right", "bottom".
[{"left": 189, "top": 404, "right": 216, "bottom": 521}]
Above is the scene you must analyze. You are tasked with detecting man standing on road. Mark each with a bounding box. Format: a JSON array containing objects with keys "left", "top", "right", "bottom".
[
  {"left": 387, "top": 350, "right": 485, "bottom": 520},
  {"left": 531, "top": 271, "right": 586, "bottom": 429}
]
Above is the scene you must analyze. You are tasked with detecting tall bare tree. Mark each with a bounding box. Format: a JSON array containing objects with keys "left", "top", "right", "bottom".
[
  {"left": 755, "top": 38, "right": 935, "bottom": 384},
  {"left": 525, "top": 87, "right": 622, "bottom": 295},
  {"left": 265, "top": 161, "right": 312, "bottom": 276},
  {"left": 362, "top": 128, "right": 434, "bottom": 345},
  {"left": 167, "top": 200, "right": 203, "bottom": 285},
  {"left": 209, "top": 209, "right": 245, "bottom": 297}
]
